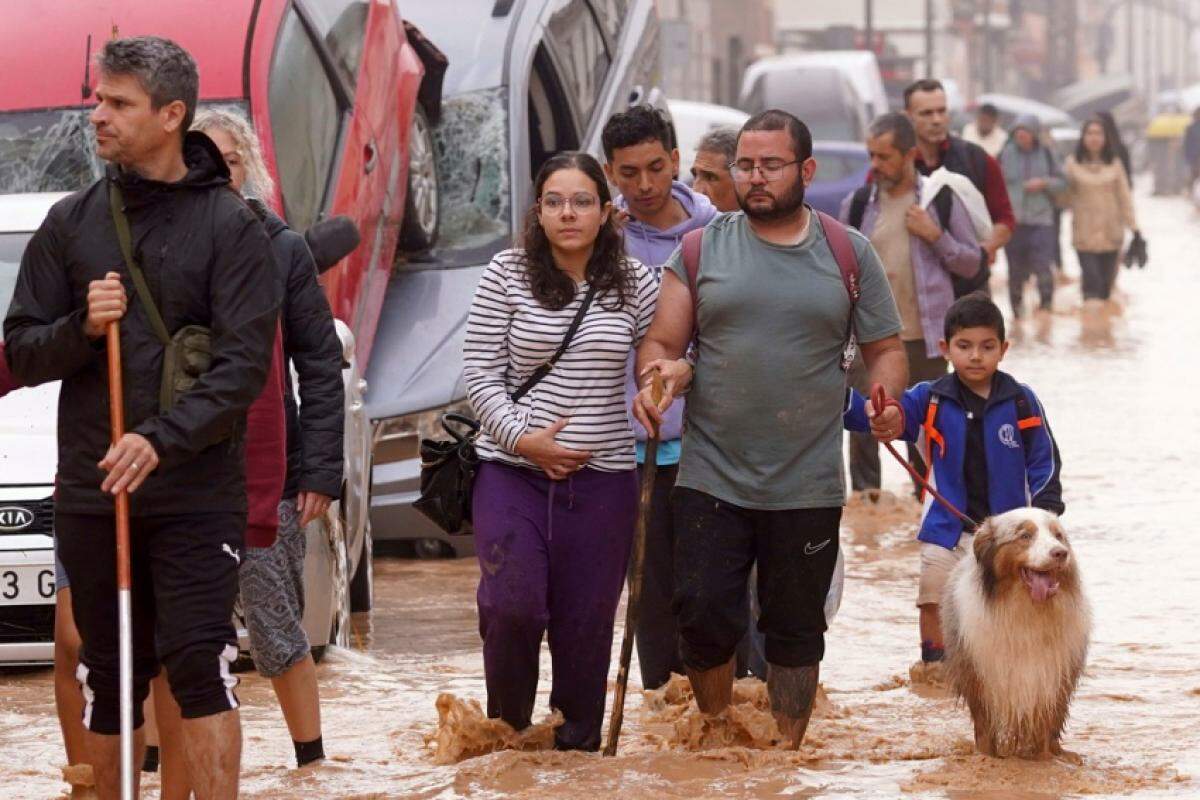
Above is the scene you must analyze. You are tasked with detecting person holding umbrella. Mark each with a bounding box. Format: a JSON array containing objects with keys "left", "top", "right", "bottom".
[
  {"left": 462, "top": 151, "right": 658, "bottom": 751},
  {"left": 4, "top": 36, "right": 277, "bottom": 799}
]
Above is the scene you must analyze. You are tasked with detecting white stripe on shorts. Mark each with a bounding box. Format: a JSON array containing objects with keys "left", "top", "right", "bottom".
[{"left": 219, "top": 643, "right": 240, "bottom": 710}]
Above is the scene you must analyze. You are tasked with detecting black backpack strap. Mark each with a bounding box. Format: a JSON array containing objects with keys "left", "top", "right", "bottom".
[
  {"left": 511, "top": 283, "right": 599, "bottom": 402},
  {"left": 1013, "top": 387, "right": 1044, "bottom": 450},
  {"left": 847, "top": 184, "right": 872, "bottom": 231}
]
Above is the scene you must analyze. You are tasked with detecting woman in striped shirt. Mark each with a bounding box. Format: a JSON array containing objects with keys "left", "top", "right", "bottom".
[{"left": 463, "top": 152, "right": 657, "bottom": 751}]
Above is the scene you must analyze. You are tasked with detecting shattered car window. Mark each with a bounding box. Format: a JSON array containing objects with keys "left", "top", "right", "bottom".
[
  {"left": 0, "top": 110, "right": 102, "bottom": 194},
  {"left": 413, "top": 87, "right": 512, "bottom": 269}
]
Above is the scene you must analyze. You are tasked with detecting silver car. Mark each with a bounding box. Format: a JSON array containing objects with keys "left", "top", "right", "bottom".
[{"left": 367, "top": 0, "right": 670, "bottom": 558}]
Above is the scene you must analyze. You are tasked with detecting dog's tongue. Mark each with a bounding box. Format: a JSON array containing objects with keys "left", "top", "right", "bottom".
[{"left": 1023, "top": 568, "right": 1059, "bottom": 602}]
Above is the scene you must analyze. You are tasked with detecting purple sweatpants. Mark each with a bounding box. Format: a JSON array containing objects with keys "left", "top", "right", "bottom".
[{"left": 472, "top": 460, "right": 637, "bottom": 751}]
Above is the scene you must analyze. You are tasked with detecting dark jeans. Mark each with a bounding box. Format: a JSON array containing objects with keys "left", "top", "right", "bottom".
[
  {"left": 671, "top": 488, "right": 841, "bottom": 669},
  {"left": 633, "top": 462, "right": 684, "bottom": 690},
  {"left": 1076, "top": 250, "right": 1119, "bottom": 300},
  {"left": 1007, "top": 223, "right": 1057, "bottom": 317},
  {"left": 849, "top": 340, "right": 947, "bottom": 493},
  {"left": 472, "top": 460, "right": 636, "bottom": 751}
]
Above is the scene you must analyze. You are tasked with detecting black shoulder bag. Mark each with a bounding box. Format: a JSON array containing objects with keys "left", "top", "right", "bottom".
[{"left": 414, "top": 284, "right": 599, "bottom": 534}]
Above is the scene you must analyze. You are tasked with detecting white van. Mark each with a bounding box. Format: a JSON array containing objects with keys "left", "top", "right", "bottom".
[{"left": 743, "top": 51, "right": 888, "bottom": 123}]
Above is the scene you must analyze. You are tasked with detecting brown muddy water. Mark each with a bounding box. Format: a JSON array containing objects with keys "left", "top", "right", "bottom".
[{"left": 2, "top": 189, "right": 1198, "bottom": 798}]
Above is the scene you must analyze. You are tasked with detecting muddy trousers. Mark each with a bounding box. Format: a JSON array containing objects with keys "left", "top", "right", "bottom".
[
  {"left": 1006, "top": 223, "right": 1057, "bottom": 317},
  {"left": 848, "top": 341, "right": 947, "bottom": 493},
  {"left": 672, "top": 488, "right": 841, "bottom": 669},
  {"left": 1076, "top": 250, "right": 1119, "bottom": 300},
  {"left": 472, "top": 460, "right": 637, "bottom": 751}
]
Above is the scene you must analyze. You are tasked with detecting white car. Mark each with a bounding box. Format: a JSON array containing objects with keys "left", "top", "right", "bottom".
[
  {"left": 0, "top": 192, "right": 370, "bottom": 666},
  {"left": 667, "top": 99, "right": 750, "bottom": 178}
]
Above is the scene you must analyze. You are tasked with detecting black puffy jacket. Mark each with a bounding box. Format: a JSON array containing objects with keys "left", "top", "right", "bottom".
[
  {"left": 249, "top": 201, "right": 344, "bottom": 500},
  {"left": 3, "top": 132, "right": 279, "bottom": 516}
]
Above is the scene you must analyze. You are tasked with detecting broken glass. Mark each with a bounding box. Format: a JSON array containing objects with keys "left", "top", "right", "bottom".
[
  {"left": 0, "top": 109, "right": 102, "bottom": 195},
  {"left": 410, "top": 86, "right": 511, "bottom": 270}
]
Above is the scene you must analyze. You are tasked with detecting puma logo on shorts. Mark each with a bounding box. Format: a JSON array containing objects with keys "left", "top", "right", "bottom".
[{"left": 221, "top": 542, "right": 241, "bottom": 565}]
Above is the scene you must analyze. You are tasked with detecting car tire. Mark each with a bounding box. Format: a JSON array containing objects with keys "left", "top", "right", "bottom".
[{"left": 399, "top": 106, "right": 440, "bottom": 252}]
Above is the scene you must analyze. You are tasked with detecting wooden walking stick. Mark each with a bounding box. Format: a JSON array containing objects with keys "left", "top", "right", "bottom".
[
  {"left": 106, "top": 320, "right": 135, "bottom": 800},
  {"left": 603, "top": 370, "right": 664, "bottom": 757}
]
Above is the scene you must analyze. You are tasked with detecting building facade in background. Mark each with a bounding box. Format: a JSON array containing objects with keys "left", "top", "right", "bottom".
[{"left": 655, "top": 0, "right": 774, "bottom": 107}]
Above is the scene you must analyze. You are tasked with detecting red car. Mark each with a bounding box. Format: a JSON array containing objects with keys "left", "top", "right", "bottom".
[{"left": 0, "top": 0, "right": 443, "bottom": 368}]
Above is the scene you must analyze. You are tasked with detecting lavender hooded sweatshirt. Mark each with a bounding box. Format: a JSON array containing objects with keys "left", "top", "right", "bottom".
[{"left": 618, "top": 181, "right": 717, "bottom": 465}]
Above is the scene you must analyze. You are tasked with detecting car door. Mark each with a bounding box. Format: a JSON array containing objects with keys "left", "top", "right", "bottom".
[
  {"left": 264, "top": 1, "right": 386, "bottom": 367},
  {"left": 300, "top": 0, "right": 411, "bottom": 368}
]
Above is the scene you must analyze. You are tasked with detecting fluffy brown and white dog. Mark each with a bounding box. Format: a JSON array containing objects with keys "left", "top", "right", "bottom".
[{"left": 941, "top": 507, "right": 1092, "bottom": 759}]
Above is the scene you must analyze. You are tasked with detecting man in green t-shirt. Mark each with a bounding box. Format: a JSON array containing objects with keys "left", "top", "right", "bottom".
[{"left": 633, "top": 109, "right": 907, "bottom": 748}]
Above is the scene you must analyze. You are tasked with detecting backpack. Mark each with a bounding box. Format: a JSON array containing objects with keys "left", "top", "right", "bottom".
[
  {"left": 846, "top": 182, "right": 989, "bottom": 299},
  {"left": 680, "top": 210, "right": 861, "bottom": 371}
]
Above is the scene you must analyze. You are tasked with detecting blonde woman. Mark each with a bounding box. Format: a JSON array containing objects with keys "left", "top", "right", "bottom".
[{"left": 150, "top": 108, "right": 344, "bottom": 795}]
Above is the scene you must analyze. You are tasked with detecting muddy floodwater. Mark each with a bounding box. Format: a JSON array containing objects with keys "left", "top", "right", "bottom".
[{"left": 2, "top": 187, "right": 1198, "bottom": 798}]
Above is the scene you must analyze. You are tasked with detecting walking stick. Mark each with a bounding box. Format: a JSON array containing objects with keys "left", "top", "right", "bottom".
[
  {"left": 106, "top": 321, "right": 135, "bottom": 800},
  {"left": 603, "top": 371, "right": 664, "bottom": 757}
]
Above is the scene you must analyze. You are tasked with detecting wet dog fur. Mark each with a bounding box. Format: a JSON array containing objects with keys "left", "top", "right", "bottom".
[{"left": 941, "top": 508, "right": 1092, "bottom": 759}]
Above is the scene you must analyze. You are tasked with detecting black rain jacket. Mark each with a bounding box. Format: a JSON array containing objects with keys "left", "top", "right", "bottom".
[
  {"left": 249, "top": 201, "right": 344, "bottom": 500},
  {"left": 3, "top": 132, "right": 279, "bottom": 516}
]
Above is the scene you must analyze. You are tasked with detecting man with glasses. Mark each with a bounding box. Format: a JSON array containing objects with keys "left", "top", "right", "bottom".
[
  {"left": 633, "top": 109, "right": 906, "bottom": 748},
  {"left": 601, "top": 105, "right": 717, "bottom": 691}
]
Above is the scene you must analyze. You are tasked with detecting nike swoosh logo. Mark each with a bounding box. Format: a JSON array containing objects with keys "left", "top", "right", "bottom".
[{"left": 804, "top": 538, "right": 831, "bottom": 556}]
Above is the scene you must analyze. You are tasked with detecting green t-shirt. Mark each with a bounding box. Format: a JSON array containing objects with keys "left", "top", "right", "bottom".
[{"left": 666, "top": 210, "right": 901, "bottom": 510}]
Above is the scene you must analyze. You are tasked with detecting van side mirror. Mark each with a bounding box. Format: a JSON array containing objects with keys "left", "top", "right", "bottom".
[{"left": 305, "top": 216, "right": 361, "bottom": 274}]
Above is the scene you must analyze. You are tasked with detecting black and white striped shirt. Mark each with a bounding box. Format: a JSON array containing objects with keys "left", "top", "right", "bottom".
[{"left": 463, "top": 249, "right": 658, "bottom": 472}]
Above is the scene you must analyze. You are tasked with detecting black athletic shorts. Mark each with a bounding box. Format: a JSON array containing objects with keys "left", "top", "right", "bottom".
[
  {"left": 55, "top": 511, "right": 246, "bottom": 735},
  {"left": 670, "top": 487, "right": 841, "bottom": 670}
]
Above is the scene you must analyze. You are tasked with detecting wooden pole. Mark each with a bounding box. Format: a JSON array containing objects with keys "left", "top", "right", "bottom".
[{"left": 603, "top": 371, "right": 664, "bottom": 757}]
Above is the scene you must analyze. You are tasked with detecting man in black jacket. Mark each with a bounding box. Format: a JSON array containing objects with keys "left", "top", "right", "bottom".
[{"left": 4, "top": 37, "right": 277, "bottom": 799}]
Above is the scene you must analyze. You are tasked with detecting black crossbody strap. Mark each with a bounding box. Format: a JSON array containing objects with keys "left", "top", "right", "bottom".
[
  {"left": 511, "top": 283, "right": 598, "bottom": 402},
  {"left": 109, "top": 182, "right": 171, "bottom": 346}
]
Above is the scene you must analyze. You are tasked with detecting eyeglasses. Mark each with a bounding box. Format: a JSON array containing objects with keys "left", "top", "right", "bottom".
[
  {"left": 539, "top": 192, "right": 600, "bottom": 215},
  {"left": 729, "top": 159, "right": 801, "bottom": 182}
]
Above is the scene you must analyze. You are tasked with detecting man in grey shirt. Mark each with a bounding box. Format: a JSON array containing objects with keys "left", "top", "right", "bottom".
[{"left": 633, "top": 110, "right": 907, "bottom": 748}]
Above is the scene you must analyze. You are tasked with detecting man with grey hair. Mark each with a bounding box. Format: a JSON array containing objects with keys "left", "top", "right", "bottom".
[
  {"left": 690, "top": 127, "right": 740, "bottom": 212},
  {"left": 839, "top": 111, "right": 980, "bottom": 500},
  {"left": 5, "top": 36, "right": 277, "bottom": 799}
]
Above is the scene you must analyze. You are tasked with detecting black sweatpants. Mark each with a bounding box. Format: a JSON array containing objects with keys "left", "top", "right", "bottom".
[
  {"left": 56, "top": 512, "right": 245, "bottom": 735},
  {"left": 632, "top": 463, "right": 685, "bottom": 690},
  {"left": 671, "top": 488, "right": 841, "bottom": 669}
]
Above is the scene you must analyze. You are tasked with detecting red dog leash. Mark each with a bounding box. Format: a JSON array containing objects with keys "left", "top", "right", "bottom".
[{"left": 870, "top": 383, "right": 978, "bottom": 529}]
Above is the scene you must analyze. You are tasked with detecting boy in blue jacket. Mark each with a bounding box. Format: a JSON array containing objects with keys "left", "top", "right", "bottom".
[{"left": 845, "top": 291, "right": 1063, "bottom": 676}]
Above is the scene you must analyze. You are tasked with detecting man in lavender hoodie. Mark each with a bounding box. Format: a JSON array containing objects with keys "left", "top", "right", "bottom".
[{"left": 602, "top": 106, "right": 717, "bottom": 689}]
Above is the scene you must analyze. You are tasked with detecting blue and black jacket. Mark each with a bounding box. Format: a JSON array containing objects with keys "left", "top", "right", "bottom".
[{"left": 845, "top": 370, "right": 1063, "bottom": 549}]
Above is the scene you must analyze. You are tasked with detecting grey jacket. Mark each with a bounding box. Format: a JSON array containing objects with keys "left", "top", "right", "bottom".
[{"left": 998, "top": 139, "right": 1065, "bottom": 227}]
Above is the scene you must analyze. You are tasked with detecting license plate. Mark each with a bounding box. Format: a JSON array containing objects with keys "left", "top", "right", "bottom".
[{"left": 0, "top": 565, "right": 56, "bottom": 606}]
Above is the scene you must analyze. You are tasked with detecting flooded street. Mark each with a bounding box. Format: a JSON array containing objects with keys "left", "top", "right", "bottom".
[{"left": 2, "top": 186, "right": 1198, "bottom": 799}]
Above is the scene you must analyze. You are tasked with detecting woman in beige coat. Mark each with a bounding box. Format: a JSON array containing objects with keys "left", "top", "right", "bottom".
[{"left": 1064, "top": 117, "right": 1139, "bottom": 300}]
